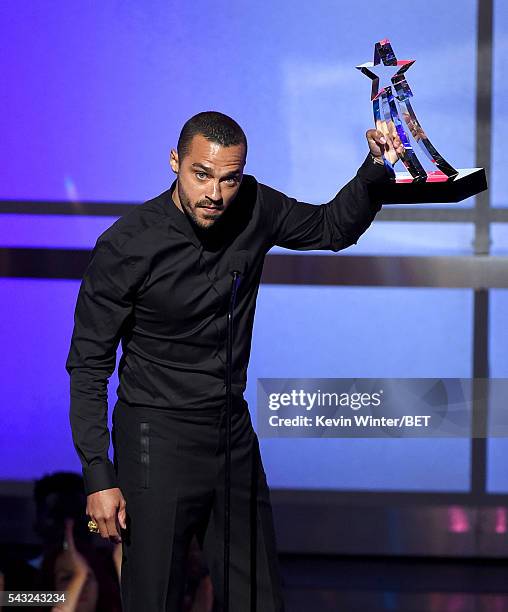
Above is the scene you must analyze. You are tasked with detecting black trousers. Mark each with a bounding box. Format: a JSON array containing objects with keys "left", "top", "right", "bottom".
[{"left": 111, "top": 398, "right": 285, "bottom": 612}]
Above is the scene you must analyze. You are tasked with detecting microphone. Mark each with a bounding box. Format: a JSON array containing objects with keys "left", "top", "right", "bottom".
[{"left": 223, "top": 249, "right": 249, "bottom": 612}]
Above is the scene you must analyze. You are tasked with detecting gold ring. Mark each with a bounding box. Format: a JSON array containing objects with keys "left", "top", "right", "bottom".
[{"left": 88, "top": 519, "right": 100, "bottom": 534}]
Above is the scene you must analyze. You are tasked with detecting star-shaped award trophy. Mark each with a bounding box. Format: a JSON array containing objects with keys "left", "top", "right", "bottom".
[{"left": 356, "top": 39, "right": 487, "bottom": 203}]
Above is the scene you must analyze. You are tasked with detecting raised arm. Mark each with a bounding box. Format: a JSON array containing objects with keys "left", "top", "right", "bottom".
[{"left": 265, "top": 128, "right": 400, "bottom": 251}]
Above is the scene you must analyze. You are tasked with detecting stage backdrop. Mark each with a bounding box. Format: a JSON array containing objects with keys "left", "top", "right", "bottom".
[{"left": 0, "top": 0, "right": 505, "bottom": 494}]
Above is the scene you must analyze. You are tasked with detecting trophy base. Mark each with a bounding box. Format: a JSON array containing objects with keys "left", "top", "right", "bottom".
[{"left": 374, "top": 168, "right": 487, "bottom": 204}]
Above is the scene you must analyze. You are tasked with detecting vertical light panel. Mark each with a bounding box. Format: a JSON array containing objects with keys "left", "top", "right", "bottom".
[
  {"left": 487, "top": 289, "right": 508, "bottom": 492},
  {"left": 0, "top": 278, "right": 120, "bottom": 479},
  {"left": 247, "top": 285, "right": 472, "bottom": 491},
  {"left": 491, "top": 2, "right": 508, "bottom": 207}
]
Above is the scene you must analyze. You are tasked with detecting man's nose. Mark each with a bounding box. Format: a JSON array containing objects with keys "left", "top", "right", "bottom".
[{"left": 205, "top": 180, "right": 223, "bottom": 204}]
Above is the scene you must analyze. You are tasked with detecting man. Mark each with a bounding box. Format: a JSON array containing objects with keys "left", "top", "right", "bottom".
[{"left": 65, "top": 111, "right": 401, "bottom": 611}]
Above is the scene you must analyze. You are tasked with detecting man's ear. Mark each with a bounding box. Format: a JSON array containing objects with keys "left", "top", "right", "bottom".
[{"left": 169, "top": 149, "right": 179, "bottom": 174}]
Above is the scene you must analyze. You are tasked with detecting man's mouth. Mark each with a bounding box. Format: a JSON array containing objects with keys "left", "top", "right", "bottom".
[{"left": 200, "top": 205, "right": 223, "bottom": 212}]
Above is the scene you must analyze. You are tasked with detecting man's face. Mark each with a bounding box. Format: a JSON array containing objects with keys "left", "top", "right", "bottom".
[{"left": 170, "top": 134, "right": 246, "bottom": 230}]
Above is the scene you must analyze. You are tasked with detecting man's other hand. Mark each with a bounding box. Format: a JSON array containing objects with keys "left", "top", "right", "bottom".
[{"left": 86, "top": 487, "right": 126, "bottom": 543}]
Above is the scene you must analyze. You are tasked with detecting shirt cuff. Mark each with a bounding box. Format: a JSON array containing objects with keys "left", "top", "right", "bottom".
[
  {"left": 356, "top": 153, "right": 395, "bottom": 184},
  {"left": 82, "top": 460, "right": 118, "bottom": 495}
]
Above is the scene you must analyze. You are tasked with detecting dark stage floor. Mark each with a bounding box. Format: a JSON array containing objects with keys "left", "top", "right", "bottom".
[
  {"left": 3, "top": 543, "right": 508, "bottom": 611},
  {"left": 279, "top": 555, "right": 508, "bottom": 612}
]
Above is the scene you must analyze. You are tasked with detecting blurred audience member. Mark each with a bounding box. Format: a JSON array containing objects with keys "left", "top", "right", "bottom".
[
  {"left": 39, "top": 518, "right": 121, "bottom": 612},
  {"left": 30, "top": 472, "right": 91, "bottom": 570}
]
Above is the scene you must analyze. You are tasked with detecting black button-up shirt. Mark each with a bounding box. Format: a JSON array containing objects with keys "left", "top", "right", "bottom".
[{"left": 65, "top": 154, "right": 390, "bottom": 495}]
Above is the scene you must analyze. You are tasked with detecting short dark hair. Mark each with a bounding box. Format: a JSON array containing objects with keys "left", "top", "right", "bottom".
[
  {"left": 177, "top": 111, "right": 247, "bottom": 159},
  {"left": 34, "top": 472, "right": 84, "bottom": 509}
]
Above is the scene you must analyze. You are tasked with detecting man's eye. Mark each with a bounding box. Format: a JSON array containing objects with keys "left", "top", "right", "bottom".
[
  {"left": 196, "top": 172, "right": 207, "bottom": 180},
  {"left": 225, "top": 178, "right": 238, "bottom": 185}
]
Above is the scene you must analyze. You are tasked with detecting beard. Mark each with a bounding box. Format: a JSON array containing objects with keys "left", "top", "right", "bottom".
[{"left": 177, "top": 181, "right": 224, "bottom": 231}]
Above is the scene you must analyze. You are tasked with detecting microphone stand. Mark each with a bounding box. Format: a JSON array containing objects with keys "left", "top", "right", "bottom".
[{"left": 223, "top": 268, "right": 242, "bottom": 612}]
